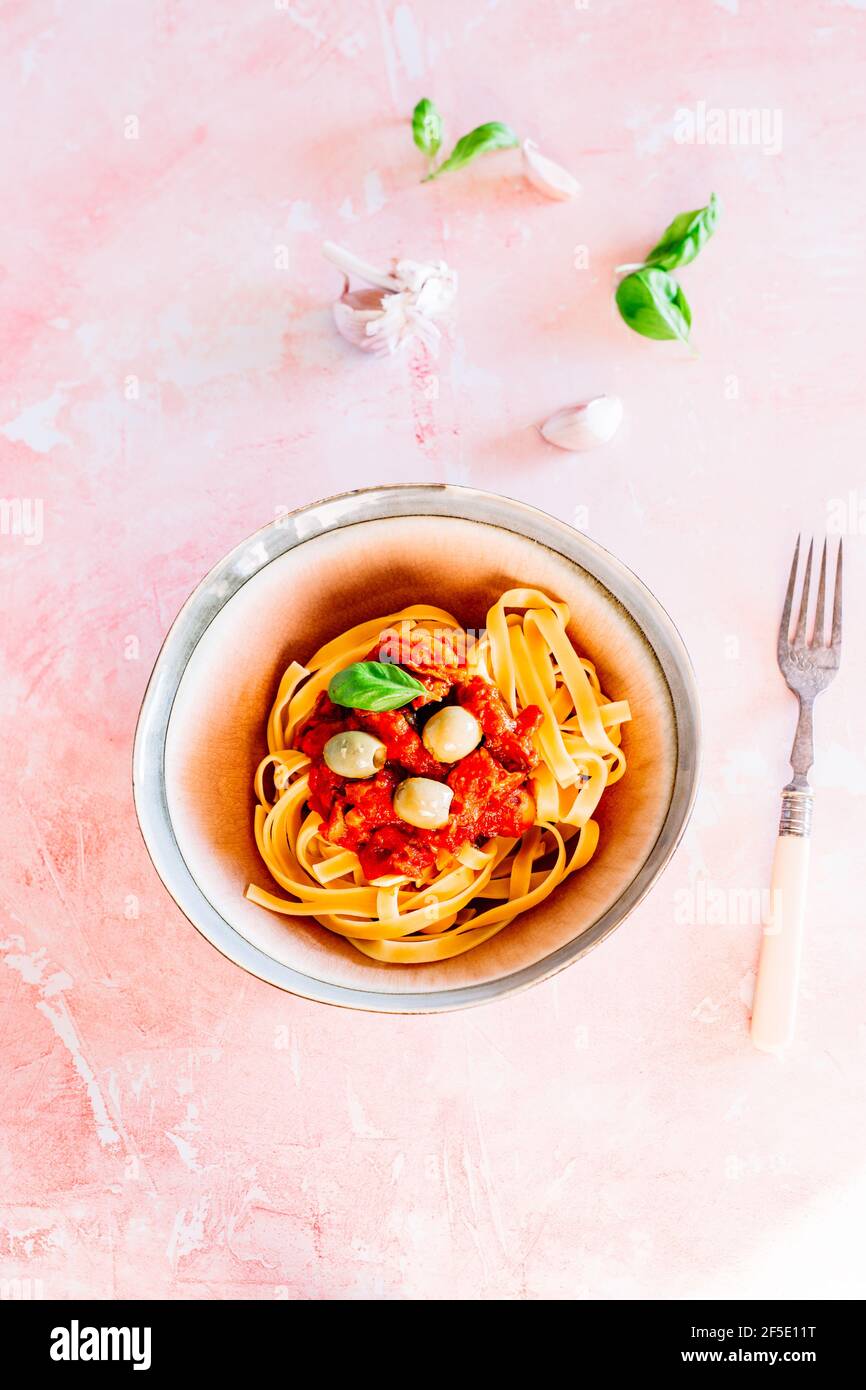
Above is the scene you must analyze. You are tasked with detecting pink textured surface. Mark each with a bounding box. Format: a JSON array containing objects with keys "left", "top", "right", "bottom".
[{"left": 1, "top": 1, "right": 865, "bottom": 1300}]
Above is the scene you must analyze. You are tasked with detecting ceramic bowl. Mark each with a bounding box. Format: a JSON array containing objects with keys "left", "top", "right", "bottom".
[{"left": 133, "top": 485, "right": 700, "bottom": 1012}]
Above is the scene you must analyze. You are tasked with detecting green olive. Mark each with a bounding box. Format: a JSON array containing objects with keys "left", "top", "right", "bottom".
[
  {"left": 422, "top": 706, "right": 482, "bottom": 763},
  {"left": 323, "top": 731, "right": 387, "bottom": 779},
  {"left": 394, "top": 777, "right": 454, "bottom": 830}
]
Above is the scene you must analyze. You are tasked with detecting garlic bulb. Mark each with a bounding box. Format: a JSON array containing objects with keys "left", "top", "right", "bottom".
[
  {"left": 323, "top": 241, "right": 457, "bottom": 356},
  {"left": 521, "top": 140, "right": 580, "bottom": 201},
  {"left": 539, "top": 396, "right": 624, "bottom": 452}
]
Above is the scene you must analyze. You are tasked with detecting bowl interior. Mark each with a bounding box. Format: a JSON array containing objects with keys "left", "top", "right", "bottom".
[{"left": 164, "top": 514, "right": 677, "bottom": 997}]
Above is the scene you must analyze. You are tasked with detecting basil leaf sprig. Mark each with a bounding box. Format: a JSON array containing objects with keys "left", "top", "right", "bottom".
[
  {"left": 328, "top": 661, "right": 425, "bottom": 712},
  {"left": 411, "top": 98, "right": 518, "bottom": 182},
  {"left": 615, "top": 268, "right": 692, "bottom": 344},
  {"left": 618, "top": 193, "right": 720, "bottom": 275},
  {"left": 643, "top": 192, "right": 720, "bottom": 271},
  {"left": 615, "top": 193, "right": 719, "bottom": 346},
  {"left": 428, "top": 122, "right": 519, "bottom": 181},
  {"left": 412, "top": 97, "right": 443, "bottom": 167}
]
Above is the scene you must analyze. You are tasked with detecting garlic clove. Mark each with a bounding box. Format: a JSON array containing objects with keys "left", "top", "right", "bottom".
[
  {"left": 522, "top": 139, "right": 581, "bottom": 201},
  {"left": 539, "top": 395, "right": 624, "bottom": 451},
  {"left": 332, "top": 281, "right": 391, "bottom": 354},
  {"left": 322, "top": 240, "right": 400, "bottom": 292}
]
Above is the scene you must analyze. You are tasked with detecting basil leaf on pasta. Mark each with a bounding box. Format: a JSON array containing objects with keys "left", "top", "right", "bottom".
[{"left": 328, "top": 661, "right": 425, "bottom": 712}]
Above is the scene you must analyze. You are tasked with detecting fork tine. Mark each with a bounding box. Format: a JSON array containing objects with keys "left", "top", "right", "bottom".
[
  {"left": 778, "top": 535, "right": 800, "bottom": 653},
  {"left": 792, "top": 537, "right": 813, "bottom": 648},
  {"left": 812, "top": 538, "right": 828, "bottom": 646},
  {"left": 831, "top": 537, "right": 843, "bottom": 651}
]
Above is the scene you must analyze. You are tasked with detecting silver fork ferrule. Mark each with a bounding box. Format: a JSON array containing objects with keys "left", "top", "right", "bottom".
[{"left": 779, "top": 789, "right": 813, "bottom": 837}]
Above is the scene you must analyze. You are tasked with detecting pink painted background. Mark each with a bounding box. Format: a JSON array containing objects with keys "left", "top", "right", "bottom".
[{"left": 2, "top": 0, "right": 865, "bottom": 1300}]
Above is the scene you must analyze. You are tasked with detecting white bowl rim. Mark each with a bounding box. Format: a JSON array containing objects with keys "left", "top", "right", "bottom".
[{"left": 132, "top": 483, "right": 701, "bottom": 1013}]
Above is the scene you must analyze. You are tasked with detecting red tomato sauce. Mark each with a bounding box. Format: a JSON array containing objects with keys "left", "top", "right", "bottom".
[{"left": 295, "top": 656, "right": 543, "bottom": 882}]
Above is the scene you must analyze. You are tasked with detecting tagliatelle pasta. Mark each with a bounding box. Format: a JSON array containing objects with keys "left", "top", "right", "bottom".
[{"left": 246, "top": 589, "right": 630, "bottom": 963}]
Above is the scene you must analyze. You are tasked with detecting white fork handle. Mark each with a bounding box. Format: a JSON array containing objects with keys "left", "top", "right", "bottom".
[{"left": 751, "top": 834, "right": 810, "bottom": 1052}]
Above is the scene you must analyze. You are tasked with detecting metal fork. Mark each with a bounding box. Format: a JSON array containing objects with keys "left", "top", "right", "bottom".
[{"left": 751, "top": 536, "right": 843, "bottom": 1052}]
